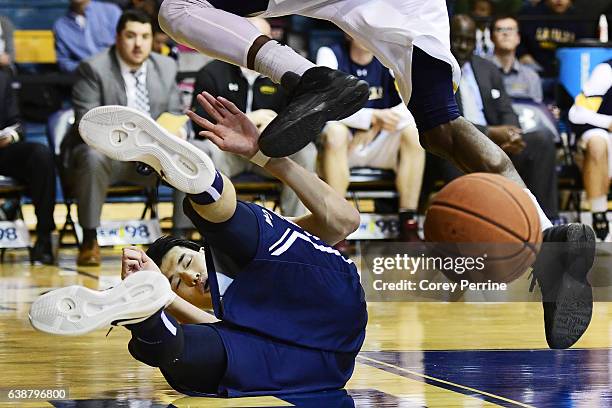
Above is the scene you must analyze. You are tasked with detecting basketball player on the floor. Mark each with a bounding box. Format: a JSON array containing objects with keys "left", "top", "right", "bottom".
[
  {"left": 153, "top": 0, "right": 595, "bottom": 349},
  {"left": 29, "top": 94, "right": 367, "bottom": 396}
]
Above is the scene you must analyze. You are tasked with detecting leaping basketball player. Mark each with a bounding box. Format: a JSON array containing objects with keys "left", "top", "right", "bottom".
[
  {"left": 30, "top": 93, "right": 368, "bottom": 396},
  {"left": 152, "top": 0, "right": 594, "bottom": 348}
]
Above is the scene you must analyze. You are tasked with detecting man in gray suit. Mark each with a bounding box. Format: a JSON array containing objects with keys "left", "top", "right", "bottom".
[{"left": 63, "top": 9, "right": 182, "bottom": 266}]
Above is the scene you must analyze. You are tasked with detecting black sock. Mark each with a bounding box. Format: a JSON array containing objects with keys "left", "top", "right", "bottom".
[
  {"left": 399, "top": 210, "right": 416, "bottom": 224},
  {"left": 83, "top": 228, "right": 97, "bottom": 244}
]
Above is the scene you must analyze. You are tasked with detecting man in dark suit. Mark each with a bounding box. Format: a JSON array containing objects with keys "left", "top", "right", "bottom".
[
  {"left": 0, "top": 71, "right": 56, "bottom": 264},
  {"left": 63, "top": 9, "right": 182, "bottom": 266},
  {"left": 450, "top": 14, "right": 559, "bottom": 220}
]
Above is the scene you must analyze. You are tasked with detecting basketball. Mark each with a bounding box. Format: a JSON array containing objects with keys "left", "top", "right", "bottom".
[{"left": 424, "top": 173, "right": 542, "bottom": 284}]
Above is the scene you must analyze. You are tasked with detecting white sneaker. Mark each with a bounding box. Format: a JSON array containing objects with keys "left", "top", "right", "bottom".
[
  {"left": 29, "top": 270, "right": 176, "bottom": 336},
  {"left": 79, "top": 105, "right": 216, "bottom": 195}
]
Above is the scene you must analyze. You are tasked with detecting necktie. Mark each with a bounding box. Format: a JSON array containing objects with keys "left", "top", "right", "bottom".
[{"left": 132, "top": 70, "right": 150, "bottom": 115}]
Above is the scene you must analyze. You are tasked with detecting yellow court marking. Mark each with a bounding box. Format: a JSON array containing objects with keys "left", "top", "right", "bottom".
[
  {"left": 358, "top": 356, "right": 535, "bottom": 408},
  {"left": 165, "top": 395, "right": 292, "bottom": 407},
  {"left": 348, "top": 362, "right": 503, "bottom": 407}
]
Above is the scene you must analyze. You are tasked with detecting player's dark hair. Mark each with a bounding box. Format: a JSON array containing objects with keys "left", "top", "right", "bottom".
[
  {"left": 146, "top": 236, "right": 202, "bottom": 266},
  {"left": 490, "top": 14, "right": 519, "bottom": 33},
  {"left": 116, "top": 9, "right": 152, "bottom": 34}
]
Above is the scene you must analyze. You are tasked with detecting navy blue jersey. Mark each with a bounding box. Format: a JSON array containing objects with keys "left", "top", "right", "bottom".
[
  {"left": 329, "top": 43, "right": 402, "bottom": 110},
  {"left": 202, "top": 202, "right": 368, "bottom": 396}
]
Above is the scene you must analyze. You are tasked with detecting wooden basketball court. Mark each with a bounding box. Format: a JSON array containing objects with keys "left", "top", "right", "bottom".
[{"left": 1, "top": 204, "right": 612, "bottom": 407}]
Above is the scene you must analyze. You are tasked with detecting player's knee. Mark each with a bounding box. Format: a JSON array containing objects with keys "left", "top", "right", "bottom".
[
  {"left": 399, "top": 125, "right": 422, "bottom": 151},
  {"left": 127, "top": 324, "right": 185, "bottom": 368},
  {"left": 586, "top": 135, "right": 608, "bottom": 164},
  {"left": 159, "top": 0, "right": 209, "bottom": 38},
  {"left": 418, "top": 122, "right": 453, "bottom": 154},
  {"left": 321, "top": 123, "right": 350, "bottom": 151}
]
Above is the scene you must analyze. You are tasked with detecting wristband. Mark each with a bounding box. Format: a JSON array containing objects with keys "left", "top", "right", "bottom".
[{"left": 249, "top": 150, "right": 270, "bottom": 167}]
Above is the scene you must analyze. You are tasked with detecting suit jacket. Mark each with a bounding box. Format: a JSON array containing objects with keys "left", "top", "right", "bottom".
[
  {"left": 191, "top": 60, "right": 288, "bottom": 135},
  {"left": 456, "top": 55, "right": 520, "bottom": 132},
  {"left": 0, "top": 70, "right": 22, "bottom": 138},
  {"left": 63, "top": 46, "right": 182, "bottom": 153}
]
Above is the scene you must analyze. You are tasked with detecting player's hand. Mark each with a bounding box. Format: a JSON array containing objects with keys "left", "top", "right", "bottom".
[
  {"left": 246, "top": 109, "right": 277, "bottom": 131},
  {"left": 608, "top": 122, "right": 612, "bottom": 133},
  {"left": 350, "top": 123, "right": 381, "bottom": 151},
  {"left": 372, "top": 109, "right": 401, "bottom": 132},
  {"left": 488, "top": 125, "right": 525, "bottom": 154},
  {"left": 187, "top": 92, "right": 260, "bottom": 159},
  {"left": 121, "top": 246, "right": 161, "bottom": 280}
]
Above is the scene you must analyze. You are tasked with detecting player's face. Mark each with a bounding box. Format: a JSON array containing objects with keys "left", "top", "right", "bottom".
[
  {"left": 160, "top": 246, "right": 209, "bottom": 308},
  {"left": 116, "top": 21, "right": 153, "bottom": 68},
  {"left": 492, "top": 19, "right": 520, "bottom": 52}
]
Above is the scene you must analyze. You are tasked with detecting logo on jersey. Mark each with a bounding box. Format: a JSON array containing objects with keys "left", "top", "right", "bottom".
[
  {"left": 369, "top": 86, "right": 383, "bottom": 101},
  {"left": 356, "top": 68, "right": 368, "bottom": 77},
  {"left": 262, "top": 208, "right": 274, "bottom": 227},
  {"left": 268, "top": 227, "right": 353, "bottom": 264},
  {"left": 259, "top": 85, "right": 277, "bottom": 95},
  {"left": 228, "top": 83, "right": 239, "bottom": 91}
]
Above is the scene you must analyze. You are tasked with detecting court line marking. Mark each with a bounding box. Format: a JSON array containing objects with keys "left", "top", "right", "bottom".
[{"left": 358, "top": 355, "right": 535, "bottom": 408}]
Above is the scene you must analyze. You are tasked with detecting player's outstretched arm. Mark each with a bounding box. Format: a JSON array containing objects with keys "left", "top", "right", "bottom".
[{"left": 187, "top": 92, "right": 360, "bottom": 245}]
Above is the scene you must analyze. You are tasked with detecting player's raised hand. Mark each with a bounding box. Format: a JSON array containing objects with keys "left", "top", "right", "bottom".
[
  {"left": 121, "top": 246, "right": 161, "bottom": 280},
  {"left": 187, "top": 92, "right": 260, "bottom": 159}
]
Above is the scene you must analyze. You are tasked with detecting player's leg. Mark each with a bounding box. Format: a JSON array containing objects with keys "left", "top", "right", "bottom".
[
  {"left": 396, "top": 122, "right": 424, "bottom": 240},
  {"left": 127, "top": 311, "right": 227, "bottom": 394},
  {"left": 158, "top": 0, "right": 369, "bottom": 158},
  {"left": 78, "top": 105, "right": 260, "bottom": 268},
  {"left": 320, "top": 122, "right": 351, "bottom": 197},
  {"left": 581, "top": 129, "right": 611, "bottom": 240}
]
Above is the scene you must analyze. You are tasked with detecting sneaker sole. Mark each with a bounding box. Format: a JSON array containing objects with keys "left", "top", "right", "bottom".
[
  {"left": 29, "top": 271, "right": 175, "bottom": 336},
  {"left": 79, "top": 106, "right": 216, "bottom": 194},
  {"left": 259, "top": 76, "right": 369, "bottom": 157},
  {"left": 548, "top": 224, "right": 595, "bottom": 349}
]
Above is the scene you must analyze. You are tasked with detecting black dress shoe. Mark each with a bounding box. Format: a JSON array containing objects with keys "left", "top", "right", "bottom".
[
  {"left": 531, "top": 223, "right": 595, "bottom": 349},
  {"left": 32, "top": 236, "right": 55, "bottom": 265},
  {"left": 259, "top": 67, "right": 369, "bottom": 158}
]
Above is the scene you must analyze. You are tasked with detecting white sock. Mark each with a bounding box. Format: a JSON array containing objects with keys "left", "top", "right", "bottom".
[
  {"left": 590, "top": 195, "right": 608, "bottom": 213},
  {"left": 254, "top": 40, "right": 315, "bottom": 84},
  {"left": 524, "top": 189, "right": 553, "bottom": 230}
]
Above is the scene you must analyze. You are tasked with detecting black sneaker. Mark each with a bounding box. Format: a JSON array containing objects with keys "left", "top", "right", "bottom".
[
  {"left": 531, "top": 224, "right": 596, "bottom": 349},
  {"left": 592, "top": 211, "right": 609, "bottom": 241},
  {"left": 258, "top": 67, "right": 369, "bottom": 158}
]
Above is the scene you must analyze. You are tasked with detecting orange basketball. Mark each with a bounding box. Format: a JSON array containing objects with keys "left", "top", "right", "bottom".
[{"left": 424, "top": 173, "right": 542, "bottom": 283}]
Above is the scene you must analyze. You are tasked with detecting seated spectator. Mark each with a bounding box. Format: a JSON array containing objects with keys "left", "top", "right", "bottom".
[
  {"left": 0, "top": 70, "right": 56, "bottom": 264},
  {"left": 54, "top": 0, "right": 122, "bottom": 73},
  {"left": 129, "top": 0, "right": 160, "bottom": 18},
  {"left": 152, "top": 22, "right": 178, "bottom": 60},
  {"left": 490, "top": 15, "right": 543, "bottom": 102},
  {"left": 62, "top": 10, "right": 182, "bottom": 266},
  {"left": 471, "top": 0, "right": 495, "bottom": 57},
  {"left": 0, "top": 15, "right": 15, "bottom": 73},
  {"left": 569, "top": 59, "right": 612, "bottom": 240},
  {"left": 452, "top": 14, "right": 559, "bottom": 220},
  {"left": 173, "top": 17, "right": 316, "bottom": 236},
  {"left": 518, "top": 0, "right": 590, "bottom": 78},
  {"left": 316, "top": 35, "right": 424, "bottom": 242}
]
